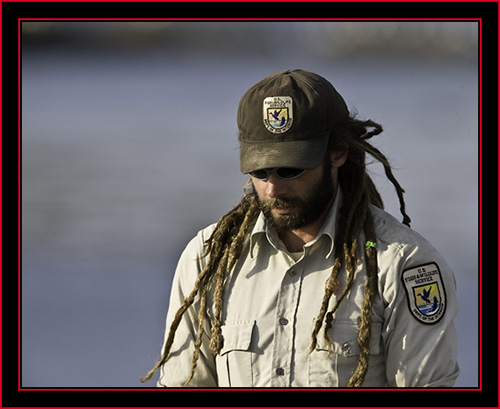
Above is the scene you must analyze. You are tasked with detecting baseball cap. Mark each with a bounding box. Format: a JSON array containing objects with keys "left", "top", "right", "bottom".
[{"left": 238, "top": 69, "right": 349, "bottom": 174}]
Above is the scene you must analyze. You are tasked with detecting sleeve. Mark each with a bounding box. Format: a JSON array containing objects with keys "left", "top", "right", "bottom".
[
  {"left": 380, "top": 235, "right": 460, "bottom": 387},
  {"left": 157, "top": 227, "right": 218, "bottom": 387}
]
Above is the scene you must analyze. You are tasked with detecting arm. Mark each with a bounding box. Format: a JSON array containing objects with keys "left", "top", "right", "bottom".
[
  {"left": 157, "top": 228, "right": 218, "bottom": 387},
  {"left": 381, "top": 237, "right": 460, "bottom": 387}
]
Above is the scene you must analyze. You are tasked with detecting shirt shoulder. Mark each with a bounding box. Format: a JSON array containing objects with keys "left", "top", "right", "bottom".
[
  {"left": 172, "top": 222, "right": 219, "bottom": 289},
  {"left": 370, "top": 205, "right": 426, "bottom": 250},
  {"left": 370, "top": 205, "right": 457, "bottom": 305},
  {"left": 183, "top": 223, "right": 218, "bottom": 258},
  {"left": 369, "top": 205, "right": 453, "bottom": 279}
]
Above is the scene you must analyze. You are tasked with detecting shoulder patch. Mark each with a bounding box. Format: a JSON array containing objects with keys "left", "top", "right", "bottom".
[{"left": 401, "top": 262, "right": 446, "bottom": 325}]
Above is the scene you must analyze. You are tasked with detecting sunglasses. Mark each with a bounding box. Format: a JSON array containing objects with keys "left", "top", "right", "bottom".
[{"left": 248, "top": 167, "right": 307, "bottom": 181}]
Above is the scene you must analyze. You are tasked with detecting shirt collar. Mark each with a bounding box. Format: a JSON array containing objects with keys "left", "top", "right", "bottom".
[{"left": 249, "top": 187, "right": 343, "bottom": 259}]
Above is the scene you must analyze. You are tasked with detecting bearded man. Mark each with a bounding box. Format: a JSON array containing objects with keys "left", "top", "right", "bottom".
[{"left": 142, "top": 69, "right": 459, "bottom": 388}]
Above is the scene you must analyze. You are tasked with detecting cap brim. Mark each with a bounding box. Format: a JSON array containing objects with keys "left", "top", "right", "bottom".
[{"left": 240, "top": 134, "right": 329, "bottom": 174}]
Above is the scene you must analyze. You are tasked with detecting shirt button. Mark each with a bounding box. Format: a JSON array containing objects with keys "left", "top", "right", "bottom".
[
  {"left": 275, "top": 367, "right": 285, "bottom": 376},
  {"left": 288, "top": 268, "right": 296, "bottom": 277},
  {"left": 279, "top": 317, "right": 289, "bottom": 325},
  {"left": 342, "top": 342, "right": 352, "bottom": 353}
]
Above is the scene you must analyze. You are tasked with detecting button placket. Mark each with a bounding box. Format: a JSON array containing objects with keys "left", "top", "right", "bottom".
[{"left": 270, "top": 265, "right": 302, "bottom": 387}]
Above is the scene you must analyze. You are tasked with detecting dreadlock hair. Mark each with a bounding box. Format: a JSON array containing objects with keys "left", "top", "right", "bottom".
[
  {"left": 308, "top": 116, "right": 410, "bottom": 386},
  {"left": 141, "top": 115, "right": 411, "bottom": 387}
]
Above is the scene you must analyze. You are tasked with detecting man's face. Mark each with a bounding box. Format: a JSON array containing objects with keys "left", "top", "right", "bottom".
[{"left": 251, "top": 157, "right": 335, "bottom": 234}]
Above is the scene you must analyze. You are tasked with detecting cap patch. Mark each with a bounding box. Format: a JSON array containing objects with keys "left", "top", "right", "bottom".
[
  {"left": 402, "top": 262, "right": 446, "bottom": 325},
  {"left": 263, "top": 96, "right": 293, "bottom": 134}
]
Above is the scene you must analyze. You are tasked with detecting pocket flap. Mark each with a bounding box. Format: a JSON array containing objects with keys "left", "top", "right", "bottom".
[
  {"left": 220, "top": 321, "right": 255, "bottom": 355},
  {"left": 315, "top": 320, "right": 382, "bottom": 357}
]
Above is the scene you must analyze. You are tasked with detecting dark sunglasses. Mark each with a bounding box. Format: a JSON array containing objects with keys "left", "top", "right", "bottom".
[{"left": 248, "top": 167, "right": 307, "bottom": 181}]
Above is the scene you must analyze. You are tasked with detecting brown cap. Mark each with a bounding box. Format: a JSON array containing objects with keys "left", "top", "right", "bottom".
[{"left": 238, "top": 69, "right": 349, "bottom": 174}]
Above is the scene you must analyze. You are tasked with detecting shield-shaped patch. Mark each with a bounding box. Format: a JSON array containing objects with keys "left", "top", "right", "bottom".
[
  {"left": 263, "top": 96, "right": 293, "bottom": 134},
  {"left": 402, "top": 262, "right": 446, "bottom": 324}
]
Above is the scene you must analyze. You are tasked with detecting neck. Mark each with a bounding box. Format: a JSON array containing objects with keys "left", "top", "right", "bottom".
[{"left": 279, "top": 195, "right": 335, "bottom": 253}]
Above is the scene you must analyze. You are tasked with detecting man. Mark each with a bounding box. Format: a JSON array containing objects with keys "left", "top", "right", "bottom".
[{"left": 142, "top": 69, "right": 459, "bottom": 387}]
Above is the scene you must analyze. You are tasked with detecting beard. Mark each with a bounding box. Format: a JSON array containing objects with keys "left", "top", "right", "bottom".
[{"left": 253, "top": 160, "right": 335, "bottom": 234}]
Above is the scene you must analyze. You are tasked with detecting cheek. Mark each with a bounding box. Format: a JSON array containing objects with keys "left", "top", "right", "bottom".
[
  {"left": 251, "top": 178, "right": 263, "bottom": 192},
  {"left": 251, "top": 179, "right": 268, "bottom": 200}
]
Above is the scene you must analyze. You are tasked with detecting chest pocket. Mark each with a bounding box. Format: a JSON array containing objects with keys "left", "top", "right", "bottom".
[
  {"left": 309, "top": 319, "right": 382, "bottom": 387},
  {"left": 216, "top": 321, "right": 255, "bottom": 387}
]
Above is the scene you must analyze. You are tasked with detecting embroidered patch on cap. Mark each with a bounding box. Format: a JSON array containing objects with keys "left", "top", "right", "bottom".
[
  {"left": 263, "top": 96, "right": 293, "bottom": 134},
  {"left": 402, "top": 262, "right": 446, "bottom": 325}
]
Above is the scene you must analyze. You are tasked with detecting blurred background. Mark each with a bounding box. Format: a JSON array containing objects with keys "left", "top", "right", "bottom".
[{"left": 21, "top": 21, "right": 479, "bottom": 388}]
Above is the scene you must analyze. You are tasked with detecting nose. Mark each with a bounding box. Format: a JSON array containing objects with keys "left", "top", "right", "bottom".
[{"left": 265, "top": 173, "right": 287, "bottom": 198}]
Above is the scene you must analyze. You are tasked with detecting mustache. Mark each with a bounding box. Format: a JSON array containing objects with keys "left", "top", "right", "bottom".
[{"left": 260, "top": 196, "right": 303, "bottom": 209}]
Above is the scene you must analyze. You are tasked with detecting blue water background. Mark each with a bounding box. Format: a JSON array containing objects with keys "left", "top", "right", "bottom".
[{"left": 21, "top": 22, "right": 479, "bottom": 387}]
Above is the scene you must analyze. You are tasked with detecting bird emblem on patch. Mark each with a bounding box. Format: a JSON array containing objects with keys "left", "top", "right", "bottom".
[
  {"left": 263, "top": 96, "right": 293, "bottom": 134},
  {"left": 402, "top": 262, "right": 446, "bottom": 324}
]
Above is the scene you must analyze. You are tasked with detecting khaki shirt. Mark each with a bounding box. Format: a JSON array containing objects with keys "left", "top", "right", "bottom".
[{"left": 158, "top": 190, "right": 459, "bottom": 387}]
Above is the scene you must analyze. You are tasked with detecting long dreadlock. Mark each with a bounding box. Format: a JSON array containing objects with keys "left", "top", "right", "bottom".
[{"left": 141, "top": 115, "right": 411, "bottom": 387}]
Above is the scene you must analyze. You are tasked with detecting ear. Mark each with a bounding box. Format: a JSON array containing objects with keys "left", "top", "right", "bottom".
[{"left": 330, "top": 149, "right": 348, "bottom": 169}]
